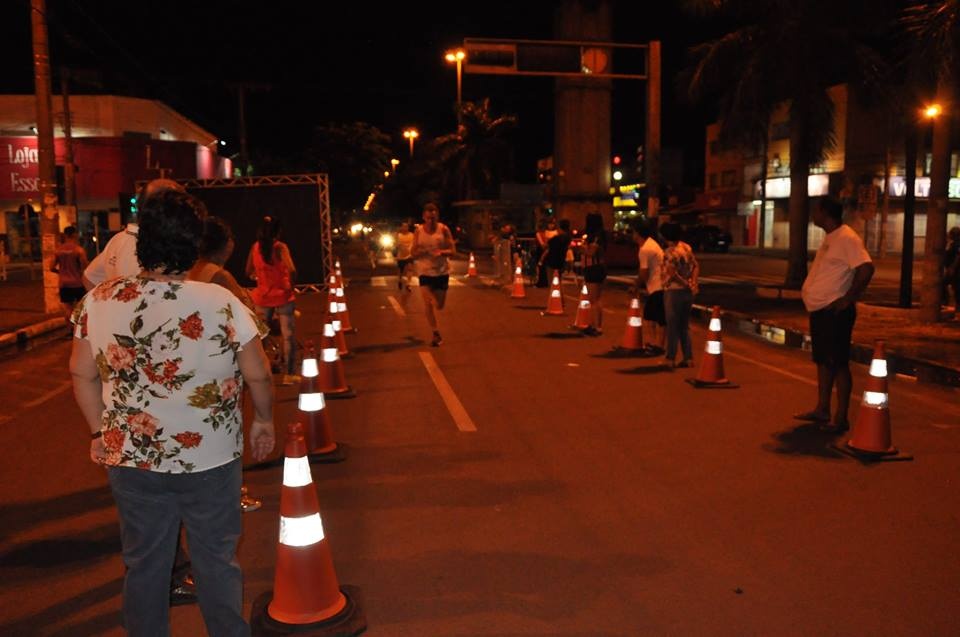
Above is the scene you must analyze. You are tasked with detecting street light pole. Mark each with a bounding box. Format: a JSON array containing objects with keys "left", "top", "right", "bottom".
[
  {"left": 403, "top": 128, "right": 419, "bottom": 158},
  {"left": 445, "top": 49, "right": 465, "bottom": 125}
]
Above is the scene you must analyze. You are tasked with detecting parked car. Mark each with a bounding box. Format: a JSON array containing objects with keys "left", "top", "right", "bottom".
[{"left": 683, "top": 224, "right": 732, "bottom": 253}]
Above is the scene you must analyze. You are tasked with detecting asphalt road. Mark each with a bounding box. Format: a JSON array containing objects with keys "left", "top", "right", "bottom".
[{"left": 0, "top": 253, "right": 958, "bottom": 636}]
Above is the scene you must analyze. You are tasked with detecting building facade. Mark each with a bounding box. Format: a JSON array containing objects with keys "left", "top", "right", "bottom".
[{"left": 0, "top": 94, "right": 231, "bottom": 260}]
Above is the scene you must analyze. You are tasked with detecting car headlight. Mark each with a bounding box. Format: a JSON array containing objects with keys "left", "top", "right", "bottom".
[{"left": 379, "top": 234, "right": 395, "bottom": 248}]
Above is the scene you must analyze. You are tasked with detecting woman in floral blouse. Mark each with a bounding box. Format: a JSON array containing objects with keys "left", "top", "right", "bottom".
[
  {"left": 659, "top": 223, "right": 700, "bottom": 368},
  {"left": 70, "top": 190, "right": 275, "bottom": 636}
]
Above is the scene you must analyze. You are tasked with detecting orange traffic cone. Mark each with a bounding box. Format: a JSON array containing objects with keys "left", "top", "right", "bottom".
[
  {"left": 620, "top": 298, "right": 644, "bottom": 351},
  {"left": 510, "top": 266, "right": 526, "bottom": 298},
  {"left": 543, "top": 275, "right": 564, "bottom": 316},
  {"left": 572, "top": 285, "right": 591, "bottom": 329},
  {"left": 318, "top": 321, "right": 355, "bottom": 399},
  {"left": 687, "top": 306, "right": 738, "bottom": 388},
  {"left": 335, "top": 284, "right": 356, "bottom": 333},
  {"left": 299, "top": 343, "right": 346, "bottom": 463},
  {"left": 327, "top": 298, "right": 351, "bottom": 359},
  {"left": 467, "top": 252, "right": 478, "bottom": 277},
  {"left": 250, "top": 422, "right": 365, "bottom": 635},
  {"left": 333, "top": 259, "right": 344, "bottom": 289},
  {"left": 844, "top": 341, "right": 910, "bottom": 460}
]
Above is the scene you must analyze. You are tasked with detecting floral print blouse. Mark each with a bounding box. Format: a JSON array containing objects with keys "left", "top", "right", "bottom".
[
  {"left": 661, "top": 241, "right": 699, "bottom": 292},
  {"left": 72, "top": 276, "right": 267, "bottom": 473}
]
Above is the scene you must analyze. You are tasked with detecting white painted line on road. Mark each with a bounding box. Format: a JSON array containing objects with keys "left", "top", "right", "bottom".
[
  {"left": 418, "top": 351, "right": 477, "bottom": 432},
  {"left": 387, "top": 295, "right": 406, "bottom": 317},
  {"left": 723, "top": 350, "right": 817, "bottom": 388},
  {"left": 371, "top": 277, "right": 387, "bottom": 287},
  {"left": 23, "top": 379, "right": 74, "bottom": 409}
]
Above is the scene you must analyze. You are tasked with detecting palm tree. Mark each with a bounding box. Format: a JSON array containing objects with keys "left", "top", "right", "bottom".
[
  {"left": 683, "top": 0, "right": 888, "bottom": 288},
  {"left": 902, "top": 0, "right": 959, "bottom": 322},
  {"left": 434, "top": 99, "right": 517, "bottom": 201}
]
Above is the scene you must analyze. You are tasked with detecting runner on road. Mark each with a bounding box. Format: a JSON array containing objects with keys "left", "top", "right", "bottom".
[{"left": 411, "top": 203, "right": 456, "bottom": 347}]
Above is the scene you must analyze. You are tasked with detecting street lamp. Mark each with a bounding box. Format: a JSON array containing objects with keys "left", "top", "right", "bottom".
[
  {"left": 403, "top": 128, "right": 419, "bottom": 158},
  {"left": 923, "top": 103, "right": 942, "bottom": 119},
  {"left": 390, "top": 158, "right": 399, "bottom": 172},
  {"left": 444, "top": 48, "right": 466, "bottom": 123}
]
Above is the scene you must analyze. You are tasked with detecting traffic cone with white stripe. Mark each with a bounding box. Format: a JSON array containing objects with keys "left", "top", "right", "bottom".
[
  {"left": 250, "top": 422, "right": 365, "bottom": 636},
  {"left": 843, "top": 341, "right": 910, "bottom": 460},
  {"left": 543, "top": 275, "right": 564, "bottom": 316},
  {"left": 333, "top": 260, "right": 344, "bottom": 289},
  {"left": 572, "top": 285, "right": 591, "bottom": 329},
  {"left": 299, "top": 343, "right": 346, "bottom": 463},
  {"left": 335, "top": 285, "right": 356, "bottom": 334},
  {"left": 467, "top": 253, "right": 478, "bottom": 277},
  {"left": 510, "top": 265, "right": 526, "bottom": 298},
  {"left": 327, "top": 298, "right": 351, "bottom": 359},
  {"left": 318, "top": 321, "right": 355, "bottom": 399},
  {"left": 687, "top": 306, "right": 738, "bottom": 388},
  {"left": 620, "top": 298, "right": 645, "bottom": 351}
]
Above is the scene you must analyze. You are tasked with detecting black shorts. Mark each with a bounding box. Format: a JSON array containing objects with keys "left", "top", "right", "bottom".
[
  {"left": 418, "top": 274, "right": 450, "bottom": 291},
  {"left": 810, "top": 304, "right": 856, "bottom": 366},
  {"left": 59, "top": 286, "right": 85, "bottom": 303},
  {"left": 397, "top": 258, "right": 413, "bottom": 272},
  {"left": 642, "top": 291, "right": 666, "bottom": 325}
]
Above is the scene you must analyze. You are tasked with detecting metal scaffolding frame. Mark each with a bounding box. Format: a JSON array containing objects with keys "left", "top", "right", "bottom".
[{"left": 138, "top": 174, "right": 332, "bottom": 293}]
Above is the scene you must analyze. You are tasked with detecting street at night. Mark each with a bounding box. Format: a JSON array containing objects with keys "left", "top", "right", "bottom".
[{"left": 1, "top": 253, "right": 958, "bottom": 636}]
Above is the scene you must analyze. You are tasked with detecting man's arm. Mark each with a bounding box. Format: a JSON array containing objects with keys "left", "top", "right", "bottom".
[
  {"left": 833, "top": 262, "right": 875, "bottom": 311},
  {"left": 237, "top": 337, "right": 275, "bottom": 462}
]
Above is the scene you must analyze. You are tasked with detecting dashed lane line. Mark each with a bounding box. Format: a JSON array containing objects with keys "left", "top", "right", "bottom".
[
  {"left": 22, "top": 379, "right": 74, "bottom": 410},
  {"left": 387, "top": 295, "right": 406, "bottom": 317},
  {"left": 418, "top": 351, "right": 477, "bottom": 432}
]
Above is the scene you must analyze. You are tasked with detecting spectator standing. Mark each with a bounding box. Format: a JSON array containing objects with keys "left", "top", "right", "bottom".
[
  {"left": 539, "top": 218, "right": 571, "bottom": 307},
  {"left": 580, "top": 213, "right": 608, "bottom": 336},
  {"left": 50, "top": 226, "right": 88, "bottom": 322},
  {"left": 394, "top": 221, "right": 415, "bottom": 292},
  {"left": 70, "top": 190, "right": 275, "bottom": 636},
  {"left": 659, "top": 223, "right": 699, "bottom": 368},
  {"left": 245, "top": 216, "right": 298, "bottom": 385},
  {"left": 796, "top": 197, "right": 874, "bottom": 432},
  {"left": 943, "top": 226, "right": 960, "bottom": 318},
  {"left": 633, "top": 221, "right": 665, "bottom": 354}
]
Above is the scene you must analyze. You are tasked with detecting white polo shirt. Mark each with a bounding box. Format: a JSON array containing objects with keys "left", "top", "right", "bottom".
[
  {"left": 84, "top": 223, "right": 141, "bottom": 284},
  {"left": 801, "top": 224, "right": 871, "bottom": 312},
  {"left": 638, "top": 237, "right": 664, "bottom": 293}
]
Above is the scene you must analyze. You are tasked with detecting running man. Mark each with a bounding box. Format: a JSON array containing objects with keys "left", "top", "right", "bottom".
[{"left": 411, "top": 203, "right": 456, "bottom": 347}]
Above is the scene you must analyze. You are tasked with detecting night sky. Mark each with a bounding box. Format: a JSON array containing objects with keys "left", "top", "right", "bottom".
[{"left": 3, "top": 1, "right": 720, "bottom": 185}]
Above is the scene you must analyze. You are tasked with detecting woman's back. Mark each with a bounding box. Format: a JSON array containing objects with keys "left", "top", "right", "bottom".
[{"left": 250, "top": 241, "right": 294, "bottom": 307}]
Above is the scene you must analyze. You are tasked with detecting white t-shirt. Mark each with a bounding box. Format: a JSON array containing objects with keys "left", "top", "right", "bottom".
[
  {"left": 84, "top": 223, "right": 141, "bottom": 284},
  {"left": 395, "top": 231, "right": 414, "bottom": 260},
  {"left": 638, "top": 237, "right": 664, "bottom": 293},
  {"left": 801, "top": 224, "right": 872, "bottom": 312},
  {"left": 414, "top": 223, "right": 452, "bottom": 276}
]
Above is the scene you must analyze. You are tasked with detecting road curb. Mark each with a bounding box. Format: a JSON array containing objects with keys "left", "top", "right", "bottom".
[
  {"left": 602, "top": 276, "right": 960, "bottom": 388},
  {"left": 0, "top": 316, "right": 67, "bottom": 351}
]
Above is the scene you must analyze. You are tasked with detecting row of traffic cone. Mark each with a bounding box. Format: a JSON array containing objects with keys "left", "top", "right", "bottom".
[{"left": 250, "top": 258, "right": 365, "bottom": 635}]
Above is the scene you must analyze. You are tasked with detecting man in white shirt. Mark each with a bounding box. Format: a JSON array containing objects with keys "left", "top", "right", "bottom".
[
  {"left": 634, "top": 221, "right": 665, "bottom": 353},
  {"left": 83, "top": 179, "right": 184, "bottom": 289},
  {"left": 797, "top": 197, "right": 874, "bottom": 432}
]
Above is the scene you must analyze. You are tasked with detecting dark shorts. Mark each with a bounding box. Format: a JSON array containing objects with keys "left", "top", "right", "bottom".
[
  {"left": 59, "top": 286, "right": 85, "bottom": 303},
  {"left": 583, "top": 264, "right": 607, "bottom": 284},
  {"left": 642, "top": 290, "right": 666, "bottom": 325},
  {"left": 397, "top": 258, "right": 413, "bottom": 272},
  {"left": 810, "top": 304, "right": 856, "bottom": 366},
  {"left": 419, "top": 274, "right": 450, "bottom": 291}
]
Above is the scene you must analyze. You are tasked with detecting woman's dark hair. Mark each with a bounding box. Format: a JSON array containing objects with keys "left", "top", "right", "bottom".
[
  {"left": 199, "top": 216, "right": 234, "bottom": 259},
  {"left": 257, "top": 216, "right": 281, "bottom": 264},
  {"left": 585, "top": 212, "right": 606, "bottom": 246},
  {"left": 136, "top": 190, "right": 206, "bottom": 273},
  {"left": 632, "top": 219, "right": 653, "bottom": 239},
  {"left": 820, "top": 197, "right": 844, "bottom": 221},
  {"left": 659, "top": 222, "right": 682, "bottom": 243}
]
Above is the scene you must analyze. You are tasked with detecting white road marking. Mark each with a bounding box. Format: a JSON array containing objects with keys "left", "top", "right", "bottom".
[
  {"left": 387, "top": 295, "right": 406, "bottom": 317},
  {"left": 23, "top": 379, "right": 74, "bottom": 409},
  {"left": 371, "top": 277, "right": 387, "bottom": 287},
  {"left": 418, "top": 352, "right": 477, "bottom": 432}
]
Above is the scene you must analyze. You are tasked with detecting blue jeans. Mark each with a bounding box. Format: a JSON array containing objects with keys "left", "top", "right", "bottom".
[
  {"left": 108, "top": 459, "right": 248, "bottom": 637},
  {"left": 664, "top": 288, "right": 694, "bottom": 363}
]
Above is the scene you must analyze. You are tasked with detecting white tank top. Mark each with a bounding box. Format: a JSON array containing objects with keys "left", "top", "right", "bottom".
[{"left": 415, "top": 223, "right": 450, "bottom": 276}]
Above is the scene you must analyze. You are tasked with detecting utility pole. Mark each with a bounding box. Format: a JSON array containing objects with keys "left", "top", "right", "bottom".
[
  {"left": 645, "top": 40, "right": 661, "bottom": 219},
  {"left": 61, "top": 67, "right": 77, "bottom": 208},
  {"left": 30, "top": 0, "right": 60, "bottom": 313},
  {"left": 227, "top": 82, "right": 270, "bottom": 177},
  {"left": 899, "top": 122, "right": 918, "bottom": 308}
]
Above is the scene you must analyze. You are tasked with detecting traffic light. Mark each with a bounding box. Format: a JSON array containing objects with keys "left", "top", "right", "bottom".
[{"left": 118, "top": 192, "right": 137, "bottom": 222}]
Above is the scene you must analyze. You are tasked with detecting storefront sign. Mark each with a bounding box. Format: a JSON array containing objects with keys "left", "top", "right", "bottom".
[
  {"left": 885, "top": 176, "right": 960, "bottom": 200},
  {"left": 1, "top": 138, "right": 41, "bottom": 198},
  {"left": 760, "top": 174, "right": 830, "bottom": 199}
]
